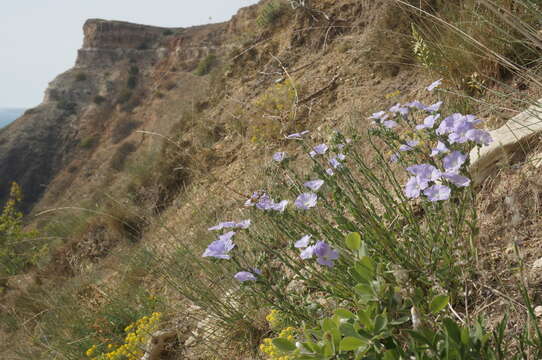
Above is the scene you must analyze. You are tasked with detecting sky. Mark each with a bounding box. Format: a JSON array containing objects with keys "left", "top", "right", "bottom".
[{"left": 0, "top": 1, "right": 259, "bottom": 108}]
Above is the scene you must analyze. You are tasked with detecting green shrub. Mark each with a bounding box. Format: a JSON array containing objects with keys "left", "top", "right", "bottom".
[
  {"left": 129, "top": 65, "right": 139, "bottom": 76},
  {"left": 162, "top": 29, "right": 173, "bottom": 36},
  {"left": 0, "top": 183, "right": 41, "bottom": 279},
  {"left": 194, "top": 54, "right": 218, "bottom": 76},
  {"left": 75, "top": 72, "right": 87, "bottom": 82},
  {"left": 256, "top": 1, "right": 286, "bottom": 27},
  {"left": 110, "top": 142, "right": 137, "bottom": 171},
  {"left": 137, "top": 42, "right": 149, "bottom": 50},
  {"left": 56, "top": 98, "right": 77, "bottom": 115},
  {"left": 79, "top": 135, "right": 97, "bottom": 149},
  {"left": 111, "top": 119, "right": 141, "bottom": 144},
  {"left": 116, "top": 89, "right": 133, "bottom": 104},
  {"left": 127, "top": 75, "right": 138, "bottom": 89},
  {"left": 93, "top": 95, "right": 106, "bottom": 105}
]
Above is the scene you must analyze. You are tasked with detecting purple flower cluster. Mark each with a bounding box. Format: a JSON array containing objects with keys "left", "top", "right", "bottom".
[
  {"left": 208, "top": 219, "right": 251, "bottom": 231},
  {"left": 245, "top": 191, "right": 289, "bottom": 212},
  {"left": 369, "top": 80, "right": 493, "bottom": 202},
  {"left": 436, "top": 113, "right": 492, "bottom": 145},
  {"left": 202, "top": 231, "right": 236, "bottom": 259},
  {"left": 404, "top": 151, "right": 471, "bottom": 201},
  {"left": 295, "top": 235, "right": 339, "bottom": 267}
]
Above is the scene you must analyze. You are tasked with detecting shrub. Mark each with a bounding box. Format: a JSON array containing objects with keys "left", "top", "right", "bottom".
[
  {"left": 128, "top": 65, "right": 139, "bottom": 76},
  {"left": 0, "top": 183, "right": 41, "bottom": 279},
  {"left": 79, "top": 135, "right": 97, "bottom": 149},
  {"left": 137, "top": 42, "right": 149, "bottom": 50},
  {"left": 256, "top": 1, "right": 286, "bottom": 27},
  {"left": 127, "top": 75, "right": 138, "bottom": 89},
  {"left": 93, "top": 95, "right": 106, "bottom": 105},
  {"left": 111, "top": 120, "right": 141, "bottom": 144},
  {"left": 162, "top": 29, "right": 173, "bottom": 36},
  {"left": 117, "top": 89, "right": 133, "bottom": 104},
  {"left": 248, "top": 79, "right": 297, "bottom": 143},
  {"left": 110, "top": 142, "right": 137, "bottom": 171},
  {"left": 57, "top": 98, "right": 77, "bottom": 115},
  {"left": 194, "top": 54, "right": 218, "bottom": 76},
  {"left": 75, "top": 72, "right": 87, "bottom": 82}
]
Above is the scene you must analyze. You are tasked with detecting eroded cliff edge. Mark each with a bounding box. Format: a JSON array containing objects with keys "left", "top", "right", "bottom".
[{"left": 0, "top": 17, "right": 229, "bottom": 212}]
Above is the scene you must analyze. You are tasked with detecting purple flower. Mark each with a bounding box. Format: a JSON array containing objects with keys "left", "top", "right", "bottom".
[
  {"left": 406, "top": 100, "right": 427, "bottom": 110},
  {"left": 436, "top": 113, "right": 485, "bottom": 144},
  {"left": 236, "top": 219, "right": 251, "bottom": 229},
  {"left": 389, "top": 103, "right": 409, "bottom": 116},
  {"left": 337, "top": 153, "right": 346, "bottom": 161},
  {"left": 209, "top": 220, "right": 251, "bottom": 231},
  {"left": 326, "top": 168, "right": 334, "bottom": 176},
  {"left": 406, "top": 164, "right": 441, "bottom": 183},
  {"left": 426, "top": 79, "right": 442, "bottom": 92},
  {"left": 286, "top": 130, "right": 309, "bottom": 139},
  {"left": 425, "top": 101, "right": 443, "bottom": 112},
  {"left": 390, "top": 153, "right": 400, "bottom": 163},
  {"left": 423, "top": 184, "right": 451, "bottom": 201},
  {"left": 466, "top": 129, "right": 492, "bottom": 146},
  {"left": 234, "top": 271, "right": 257, "bottom": 282},
  {"left": 295, "top": 234, "right": 312, "bottom": 248},
  {"left": 309, "top": 150, "right": 317, "bottom": 157},
  {"left": 273, "top": 152, "right": 286, "bottom": 162},
  {"left": 295, "top": 193, "right": 318, "bottom": 210},
  {"left": 430, "top": 141, "right": 449, "bottom": 157},
  {"left": 416, "top": 114, "right": 440, "bottom": 130},
  {"left": 313, "top": 241, "right": 339, "bottom": 267},
  {"left": 256, "top": 193, "right": 274, "bottom": 210},
  {"left": 202, "top": 232, "right": 236, "bottom": 259},
  {"left": 208, "top": 221, "right": 237, "bottom": 231},
  {"left": 399, "top": 139, "right": 419, "bottom": 152},
  {"left": 337, "top": 143, "right": 345, "bottom": 151},
  {"left": 443, "top": 151, "right": 467, "bottom": 173},
  {"left": 271, "top": 200, "right": 289, "bottom": 212},
  {"left": 383, "top": 120, "right": 398, "bottom": 129},
  {"left": 329, "top": 157, "right": 342, "bottom": 169},
  {"left": 300, "top": 245, "right": 315, "bottom": 259},
  {"left": 369, "top": 111, "right": 388, "bottom": 120},
  {"left": 442, "top": 173, "right": 471, "bottom": 187},
  {"left": 404, "top": 176, "right": 425, "bottom": 199},
  {"left": 304, "top": 179, "right": 324, "bottom": 191},
  {"left": 245, "top": 191, "right": 265, "bottom": 207},
  {"left": 311, "top": 144, "right": 329, "bottom": 156}
]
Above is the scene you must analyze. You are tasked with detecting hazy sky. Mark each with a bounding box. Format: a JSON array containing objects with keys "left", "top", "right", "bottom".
[{"left": 0, "top": 1, "right": 259, "bottom": 108}]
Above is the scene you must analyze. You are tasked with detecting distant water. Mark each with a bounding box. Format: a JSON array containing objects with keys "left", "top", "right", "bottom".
[{"left": 0, "top": 108, "right": 25, "bottom": 128}]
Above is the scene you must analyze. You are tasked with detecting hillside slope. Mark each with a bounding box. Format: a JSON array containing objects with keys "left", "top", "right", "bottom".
[{"left": 2, "top": 1, "right": 542, "bottom": 359}]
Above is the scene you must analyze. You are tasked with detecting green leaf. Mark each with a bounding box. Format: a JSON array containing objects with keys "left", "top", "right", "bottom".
[
  {"left": 339, "top": 323, "right": 360, "bottom": 338},
  {"left": 336, "top": 308, "right": 356, "bottom": 319},
  {"left": 460, "top": 326, "right": 470, "bottom": 345},
  {"left": 345, "top": 232, "right": 362, "bottom": 251},
  {"left": 443, "top": 318, "right": 461, "bottom": 344},
  {"left": 339, "top": 336, "right": 368, "bottom": 352},
  {"left": 272, "top": 338, "right": 296, "bottom": 352},
  {"left": 374, "top": 315, "right": 388, "bottom": 333},
  {"left": 430, "top": 295, "right": 449, "bottom": 314}
]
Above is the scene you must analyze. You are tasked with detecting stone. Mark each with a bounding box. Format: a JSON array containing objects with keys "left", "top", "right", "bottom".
[{"left": 470, "top": 99, "right": 542, "bottom": 185}]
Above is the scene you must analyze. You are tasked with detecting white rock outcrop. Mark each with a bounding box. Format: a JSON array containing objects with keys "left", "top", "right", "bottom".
[{"left": 470, "top": 99, "right": 542, "bottom": 185}]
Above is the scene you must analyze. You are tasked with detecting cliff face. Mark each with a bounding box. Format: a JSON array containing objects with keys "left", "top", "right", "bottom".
[{"left": 0, "top": 17, "right": 228, "bottom": 212}]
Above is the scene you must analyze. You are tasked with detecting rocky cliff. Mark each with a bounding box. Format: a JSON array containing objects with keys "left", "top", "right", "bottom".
[{"left": 0, "top": 16, "right": 232, "bottom": 212}]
